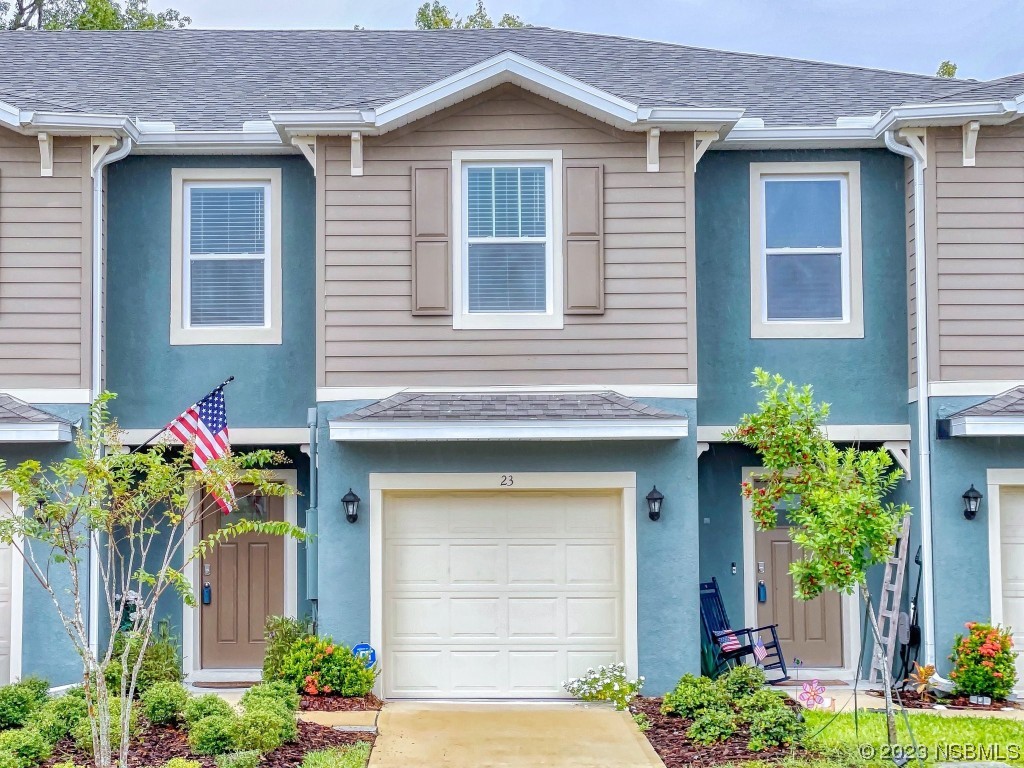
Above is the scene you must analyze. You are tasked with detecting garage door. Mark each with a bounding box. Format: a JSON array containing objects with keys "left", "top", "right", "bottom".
[
  {"left": 383, "top": 490, "right": 625, "bottom": 698},
  {"left": 0, "top": 493, "right": 15, "bottom": 685},
  {"left": 999, "top": 487, "right": 1024, "bottom": 690}
]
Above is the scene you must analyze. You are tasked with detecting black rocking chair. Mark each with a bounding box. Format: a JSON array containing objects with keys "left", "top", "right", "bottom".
[{"left": 699, "top": 577, "right": 789, "bottom": 683}]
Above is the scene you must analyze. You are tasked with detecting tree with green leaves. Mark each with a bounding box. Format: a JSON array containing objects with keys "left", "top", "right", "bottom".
[
  {"left": 936, "top": 60, "right": 958, "bottom": 78},
  {"left": 415, "top": 0, "right": 524, "bottom": 29},
  {"left": 2, "top": 0, "right": 189, "bottom": 30},
  {"left": 0, "top": 394, "right": 302, "bottom": 768},
  {"left": 725, "top": 369, "right": 910, "bottom": 742}
]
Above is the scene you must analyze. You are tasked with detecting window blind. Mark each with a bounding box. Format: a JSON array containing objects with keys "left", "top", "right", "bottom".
[
  {"left": 766, "top": 252, "right": 843, "bottom": 320},
  {"left": 467, "top": 243, "right": 546, "bottom": 313},
  {"left": 189, "top": 186, "right": 266, "bottom": 254},
  {"left": 190, "top": 259, "right": 265, "bottom": 326}
]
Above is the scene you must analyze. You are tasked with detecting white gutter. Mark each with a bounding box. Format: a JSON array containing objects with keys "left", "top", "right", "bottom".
[
  {"left": 885, "top": 128, "right": 938, "bottom": 672},
  {"left": 87, "top": 135, "right": 133, "bottom": 656},
  {"left": 329, "top": 418, "right": 689, "bottom": 442}
]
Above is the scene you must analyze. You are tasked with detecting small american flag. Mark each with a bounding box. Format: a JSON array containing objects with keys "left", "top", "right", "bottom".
[
  {"left": 717, "top": 631, "right": 741, "bottom": 652},
  {"left": 753, "top": 636, "right": 768, "bottom": 662},
  {"left": 167, "top": 386, "right": 234, "bottom": 514}
]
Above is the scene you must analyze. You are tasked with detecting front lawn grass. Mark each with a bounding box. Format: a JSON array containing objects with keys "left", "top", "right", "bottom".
[
  {"left": 734, "top": 710, "right": 1024, "bottom": 768},
  {"left": 300, "top": 741, "right": 373, "bottom": 768}
]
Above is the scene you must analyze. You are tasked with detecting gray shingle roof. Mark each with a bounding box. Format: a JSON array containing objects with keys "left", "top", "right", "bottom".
[
  {"left": 0, "top": 27, "right": 978, "bottom": 130},
  {"left": 949, "top": 387, "right": 1024, "bottom": 419},
  {"left": 934, "top": 71, "right": 1024, "bottom": 103},
  {"left": 0, "top": 394, "right": 70, "bottom": 424},
  {"left": 341, "top": 391, "right": 681, "bottom": 422}
]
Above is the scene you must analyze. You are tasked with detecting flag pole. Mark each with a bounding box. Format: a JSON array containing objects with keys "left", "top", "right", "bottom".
[{"left": 130, "top": 376, "right": 235, "bottom": 453}]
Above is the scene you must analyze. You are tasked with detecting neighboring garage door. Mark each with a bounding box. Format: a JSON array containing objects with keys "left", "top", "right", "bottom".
[
  {"left": 999, "top": 486, "right": 1024, "bottom": 690},
  {"left": 383, "top": 490, "right": 624, "bottom": 698},
  {"left": 0, "top": 493, "right": 15, "bottom": 685}
]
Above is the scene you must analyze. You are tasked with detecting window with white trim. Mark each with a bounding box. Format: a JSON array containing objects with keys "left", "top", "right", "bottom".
[
  {"left": 452, "top": 151, "right": 563, "bottom": 330},
  {"left": 170, "top": 168, "right": 282, "bottom": 345},
  {"left": 749, "top": 162, "right": 863, "bottom": 339}
]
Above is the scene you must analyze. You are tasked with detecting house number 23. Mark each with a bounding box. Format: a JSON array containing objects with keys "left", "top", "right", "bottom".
[{"left": 500, "top": 475, "right": 514, "bottom": 487}]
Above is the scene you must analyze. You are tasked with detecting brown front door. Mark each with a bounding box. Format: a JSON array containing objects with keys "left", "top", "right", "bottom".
[
  {"left": 200, "top": 489, "right": 284, "bottom": 669},
  {"left": 755, "top": 526, "right": 843, "bottom": 668}
]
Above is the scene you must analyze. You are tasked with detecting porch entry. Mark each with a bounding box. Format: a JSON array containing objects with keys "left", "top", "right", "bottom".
[
  {"left": 199, "top": 487, "right": 284, "bottom": 668},
  {"left": 996, "top": 486, "right": 1024, "bottom": 688},
  {"left": 754, "top": 525, "right": 843, "bottom": 668}
]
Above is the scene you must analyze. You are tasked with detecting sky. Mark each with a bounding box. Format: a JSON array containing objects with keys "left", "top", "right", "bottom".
[{"left": 167, "top": 0, "right": 1023, "bottom": 81}]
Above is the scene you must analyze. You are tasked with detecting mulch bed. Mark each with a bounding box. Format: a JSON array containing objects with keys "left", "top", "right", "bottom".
[
  {"left": 631, "top": 696, "right": 806, "bottom": 768},
  {"left": 43, "top": 720, "right": 373, "bottom": 768},
  {"left": 299, "top": 694, "right": 383, "bottom": 712},
  {"left": 875, "top": 688, "right": 1021, "bottom": 711}
]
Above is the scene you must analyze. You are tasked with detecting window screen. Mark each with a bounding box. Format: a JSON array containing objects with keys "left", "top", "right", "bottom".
[
  {"left": 465, "top": 165, "right": 549, "bottom": 314},
  {"left": 187, "top": 185, "right": 268, "bottom": 327},
  {"left": 762, "top": 177, "right": 846, "bottom": 322}
]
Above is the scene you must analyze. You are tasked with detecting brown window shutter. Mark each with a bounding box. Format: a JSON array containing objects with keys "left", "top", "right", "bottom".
[
  {"left": 410, "top": 164, "right": 452, "bottom": 315},
  {"left": 563, "top": 163, "right": 604, "bottom": 314}
]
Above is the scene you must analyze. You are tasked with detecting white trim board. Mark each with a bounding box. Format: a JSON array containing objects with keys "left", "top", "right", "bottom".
[
  {"left": 317, "top": 384, "right": 698, "bottom": 401},
  {"left": 929, "top": 381, "right": 1024, "bottom": 398},
  {"left": 0, "top": 423, "right": 73, "bottom": 443},
  {"left": 741, "top": 467, "right": 861, "bottom": 679},
  {"left": 368, "top": 471, "right": 640, "bottom": 698},
  {"left": 119, "top": 427, "right": 309, "bottom": 446},
  {"left": 182, "top": 469, "right": 298, "bottom": 676},
  {"left": 950, "top": 416, "right": 1024, "bottom": 438},
  {"left": 330, "top": 418, "right": 687, "bottom": 442},
  {"left": 0, "top": 389, "right": 91, "bottom": 405},
  {"left": 697, "top": 424, "right": 910, "bottom": 442},
  {"left": 0, "top": 491, "right": 24, "bottom": 684}
]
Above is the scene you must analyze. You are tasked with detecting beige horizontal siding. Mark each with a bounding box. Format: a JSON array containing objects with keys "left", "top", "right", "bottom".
[
  {"left": 931, "top": 119, "right": 1024, "bottom": 382},
  {"left": 0, "top": 126, "right": 90, "bottom": 389},
  {"left": 318, "top": 86, "right": 692, "bottom": 388},
  {"left": 906, "top": 158, "right": 917, "bottom": 390}
]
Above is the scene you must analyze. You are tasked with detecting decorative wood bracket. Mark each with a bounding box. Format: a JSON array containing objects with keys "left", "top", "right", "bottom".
[
  {"left": 897, "top": 128, "right": 928, "bottom": 169},
  {"left": 693, "top": 131, "right": 719, "bottom": 171},
  {"left": 646, "top": 128, "right": 660, "bottom": 173},
  {"left": 90, "top": 137, "right": 118, "bottom": 178},
  {"left": 883, "top": 440, "right": 912, "bottom": 480},
  {"left": 291, "top": 137, "right": 317, "bottom": 174},
  {"left": 961, "top": 120, "right": 980, "bottom": 167},
  {"left": 37, "top": 132, "right": 53, "bottom": 177},
  {"left": 350, "top": 132, "right": 364, "bottom": 177},
  {"left": 697, "top": 441, "right": 710, "bottom": 457}
]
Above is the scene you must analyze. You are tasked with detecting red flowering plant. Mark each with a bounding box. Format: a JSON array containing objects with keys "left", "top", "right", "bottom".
[
  {"left": 279, "top": 634, "right": 378, "bottom": 697},
  {"left": 949, "top": 622, "right": 1017, "bottom": 700},
  {"left": 725, "top": 369, "right": 911, "bottom": 741}
]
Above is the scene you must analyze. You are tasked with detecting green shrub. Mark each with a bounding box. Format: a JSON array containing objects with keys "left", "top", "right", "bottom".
[
  {"left": 747, "top": 706, "right": 805, "bottom": 751},
  {"left": 71, "top": 699, "right": 139, "bottom": 755},
  {"left": 105, "top": 621, "right": 182, "bottom": 695},
  {"left": 950, "top": 622, "right": 1017, "bottom": 700},
  {"left": 720, "top": 664, "right": 766, "bottom": 700},
  {"left": 0, "top": 679, "right": 50, "bottom": 729},
  {"left": 736, "top": 688, "right": 790, "bottom": 722},
  {"left": 632, "top": 712, "right": 651, "bottom": 732},
  {"left": 28, "top": 693, "right": 89, "bottom": 744},
  {"left": 183, "top": 694, "right": 235, "bottom": 729},
  {"left": 165, "top": 759, "right": 201, "bottom": 768},
  {"left": 0, "top": 752, "right": 21, "bottom": 768},
  {"left": 240, "top": 681, "right": 300, "bottom": 713},
  {"left": 660, "top": 674, "right": 729, "bottom": 718},
  {"left": 280, "top": 636, "right": 376, "bottom": 697},
  {"left": 141, "top": 681, "right": 190, "bottom": 725},
  {"left": 301, "top": 743, "right": 372, "bottom": 768},
  {"left": 686, "top": 709, "right": 736, "bottom": 745},
  {"left": 215, "top": 751, "right": 261, "bottom": 768},
  {"left": 232, "top": 705, "right": 295, "bottom": 753},
  {"left": 263, "top": 616, "right": 309, "bottom": 682},
  {"left": 561, "top": 663, "right": 644, "bottom": 711},
  {"left": 0, "top": 728, "right": 51, "bottom": 768},
  {"left": 188, "top": 714, "right": 239, "bottom": 756}
]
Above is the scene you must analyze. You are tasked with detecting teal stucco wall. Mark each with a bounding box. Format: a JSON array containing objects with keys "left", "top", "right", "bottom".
[
  {"left": 695, "top": 148, "right": 909, "bottom": 427},
  {"left": 313, "top": 398, "right": 699, "bottom": 695},
  {"left": 104, "top": 155, "right": 315, "bottom": 429}
]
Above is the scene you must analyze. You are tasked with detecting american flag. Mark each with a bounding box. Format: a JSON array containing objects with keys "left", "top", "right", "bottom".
[
  {"left": 753, "top": 636, "right": 768, "bottom": 662},
  {"left": 717, "top": 631, "right": 741, "bottom": 652},
  {"left": 167, "top": 386, "right": 234, "bottom": 514}
]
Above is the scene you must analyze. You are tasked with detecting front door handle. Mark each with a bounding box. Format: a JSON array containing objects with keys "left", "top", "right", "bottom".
[
  {"left": 202, "top": 582, "right": 212, "bottom": 605},
  {"left": 758, "top": 580, "right": 768, "bottom": 603}
]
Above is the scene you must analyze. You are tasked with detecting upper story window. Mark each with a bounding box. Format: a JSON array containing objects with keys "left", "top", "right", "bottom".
[
  {"left": 749, "top": 161, "right": 863, "bottom": 339},
  {"left": 170, "top": 168, "right": 282, "bottom": 345},
  {"left": 452, "top": 150, "right": 563, "bottom": 329}
]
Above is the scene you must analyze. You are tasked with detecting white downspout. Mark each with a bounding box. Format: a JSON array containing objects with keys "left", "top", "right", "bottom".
[
  {"left": 88, "top": 136, "right": 133, "bottom": 655},
  {"left": 885, "top": 129, "right": 938, "bottom": 671}
]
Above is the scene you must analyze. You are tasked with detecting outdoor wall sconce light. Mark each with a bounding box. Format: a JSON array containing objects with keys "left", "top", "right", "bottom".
[
  {"left": 342, "top": 488, "right": 361, "bottom": 524},
  {"left": 962, "top": 484, "right": 983, "bottom": 520},
  {"left": 646, "top": 486, "right": 664, "bottom": 521}
]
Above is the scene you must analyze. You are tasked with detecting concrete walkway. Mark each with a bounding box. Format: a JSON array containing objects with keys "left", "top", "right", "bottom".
[{"left": 367, "top": 702, "right": 665, "bottom": 768}]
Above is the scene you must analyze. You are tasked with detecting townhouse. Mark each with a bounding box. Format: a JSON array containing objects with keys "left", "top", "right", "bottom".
[{"left": 0, "top": 28, "right": 1021, "bottom": 695}]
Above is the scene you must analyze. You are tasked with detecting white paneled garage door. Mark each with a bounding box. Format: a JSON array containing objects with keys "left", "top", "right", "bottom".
[
  {"left": 0, "top": 493, "right": 15, "bottom": 685},
  {"left": 383, "top": 490, "right": 624, "bottom": 698},
  {"left": 999, "top": 486, "right": 1024, "bottom": 690}
]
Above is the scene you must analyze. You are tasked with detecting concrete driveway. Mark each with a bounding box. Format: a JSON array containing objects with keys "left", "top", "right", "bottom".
[{"left": 368, "top": 701, "right": 665, "bottom": 768}]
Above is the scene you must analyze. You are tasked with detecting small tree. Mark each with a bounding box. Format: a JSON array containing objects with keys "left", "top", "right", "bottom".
[
  {"left": 936, "top": 60, "right": 958, "bottom": 78},
  {"left": 0, "top": 395, "right": 303, "bottom": 768},
  {"left": 415, "top": 0, "right": 524, "bottom": 29},
  {"left": 725, "top": 369, "right": 910, "bottom": 742}
]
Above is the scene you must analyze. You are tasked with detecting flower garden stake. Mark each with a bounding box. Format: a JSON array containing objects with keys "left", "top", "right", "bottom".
[
  {"left": 725, "top": 370, "right": 911, "bottom": 745},
  {"left": 798, "top": 679, "right": 826, "bottom": 709}
]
